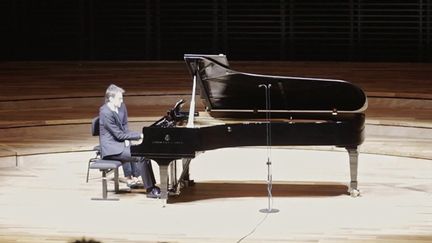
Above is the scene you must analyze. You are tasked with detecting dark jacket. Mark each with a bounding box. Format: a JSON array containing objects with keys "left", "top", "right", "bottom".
[{"left": 99, "top": 103, "right": 141, "bottom": 158}]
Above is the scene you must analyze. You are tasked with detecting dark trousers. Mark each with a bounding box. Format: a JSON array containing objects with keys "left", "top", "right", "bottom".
[
  {"left": 104, "top": 147, "right": 156, "bottom": 189},
  {"left": 122, "top": 161, "right": 140, "bottom": 178}
]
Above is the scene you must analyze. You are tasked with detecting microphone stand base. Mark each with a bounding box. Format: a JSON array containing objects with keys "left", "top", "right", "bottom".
[{"left": 259, "top": 208, "right": 280, "bottom": 214}]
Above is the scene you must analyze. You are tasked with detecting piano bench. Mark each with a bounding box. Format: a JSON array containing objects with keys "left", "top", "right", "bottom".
[{"left": 88, "top": 159, "right": 122, "bottom": 201}]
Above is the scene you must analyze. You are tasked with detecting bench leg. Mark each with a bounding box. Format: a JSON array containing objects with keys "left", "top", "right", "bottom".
[
  {"left": 91, "top": 170, "right": 119, "bottom": 201},
  {"left": 114, "top": 168, "right": 119, "bottom": 193},
  {"left": 86, "top": 159, "right": 92, "bottom": 183}
]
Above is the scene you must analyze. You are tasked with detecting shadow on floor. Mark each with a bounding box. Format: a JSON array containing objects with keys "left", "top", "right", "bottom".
[{"left": 168, "top": 181, "right": 349, "bottom": 203}]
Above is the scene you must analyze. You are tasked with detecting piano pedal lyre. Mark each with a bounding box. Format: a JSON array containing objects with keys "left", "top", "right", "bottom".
[
  {"left": 168, "top": 160, "right": 179, "bottom": 195},
  {"left": 168, "top": 158, "right": 194, "bottom": 196}
]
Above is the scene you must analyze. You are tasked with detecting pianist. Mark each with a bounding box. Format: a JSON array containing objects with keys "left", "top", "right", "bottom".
[{"left": 99, "top": 84, "right": 160, "bottom": 198}]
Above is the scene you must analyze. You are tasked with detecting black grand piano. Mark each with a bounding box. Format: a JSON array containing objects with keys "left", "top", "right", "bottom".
[{"left": 131, "top": 54, "right": 367, "bottom": 203}]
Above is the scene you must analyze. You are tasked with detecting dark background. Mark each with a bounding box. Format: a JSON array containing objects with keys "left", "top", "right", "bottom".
[{"left": 1, "top": 0, "right": 430, "bottom": 62}]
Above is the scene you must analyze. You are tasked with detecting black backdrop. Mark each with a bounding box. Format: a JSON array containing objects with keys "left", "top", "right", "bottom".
[{"left": 1, "top": 0, "right": 430, "bottom": 61}]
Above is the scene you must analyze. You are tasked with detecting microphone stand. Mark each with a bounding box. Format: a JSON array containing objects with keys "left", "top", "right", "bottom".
[{"left": 258, "top": 84, "right": 279, "bottom": 214}]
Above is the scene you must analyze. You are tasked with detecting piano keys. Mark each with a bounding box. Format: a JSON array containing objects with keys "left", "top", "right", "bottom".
[{"left": 131, "top": 54, "right": 367, "bottom": 203}]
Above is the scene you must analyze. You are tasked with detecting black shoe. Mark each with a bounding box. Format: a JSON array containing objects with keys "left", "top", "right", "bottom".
[
  {"left": 146, "top": 186, "right": 160, "bottom": 193},
  {"left": 129, "top": 182, "right": 145, "bottom": 189},
  {"left": 153, "top": 186, "right": 161, "bottom": 194},
  {"left": 146, "top": 187, "right": 161, "bottom": 199}
]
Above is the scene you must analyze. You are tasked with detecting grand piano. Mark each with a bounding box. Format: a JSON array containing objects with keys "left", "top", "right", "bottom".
[{"left": 131, "top": 54, "right": 367, "bottom": 203}]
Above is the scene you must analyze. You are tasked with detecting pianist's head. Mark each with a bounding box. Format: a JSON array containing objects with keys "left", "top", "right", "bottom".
[{"left": 105, "top": 84, "right": 125, "bottom": 109}]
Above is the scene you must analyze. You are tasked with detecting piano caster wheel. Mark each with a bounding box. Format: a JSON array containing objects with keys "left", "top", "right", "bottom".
[{"left": 349, "top": 189, "right": 360, "bottom": 197}]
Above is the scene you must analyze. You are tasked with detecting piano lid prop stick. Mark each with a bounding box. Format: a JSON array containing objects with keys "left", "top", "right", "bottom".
[{"left": 186, "top": 75, "right": 197, "bottom": 128}]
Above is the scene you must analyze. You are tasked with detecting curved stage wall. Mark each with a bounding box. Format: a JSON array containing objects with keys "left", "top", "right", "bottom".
[{"left": 0, "top": 61, "right": 431, "bottom": 159}]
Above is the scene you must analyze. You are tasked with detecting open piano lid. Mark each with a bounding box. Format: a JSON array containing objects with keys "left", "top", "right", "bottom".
[{"left": 184, "top": 54, "right": 367, "bottom": 114}]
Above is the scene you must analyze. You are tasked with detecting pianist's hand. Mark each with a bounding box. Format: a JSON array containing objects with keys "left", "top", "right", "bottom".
[
  {"left": 130, "top": 134, "right": 144, "bottom": 145},
  {"left": 124, "top": 140, "right": 130, "bottom": 147}
]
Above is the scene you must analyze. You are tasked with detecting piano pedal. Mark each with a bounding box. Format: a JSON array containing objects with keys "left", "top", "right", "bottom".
[{"left": 168, "top": 187, "right": 179, "bottom": 196}]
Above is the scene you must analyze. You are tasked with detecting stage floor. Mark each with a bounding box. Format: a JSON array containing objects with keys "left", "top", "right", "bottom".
[
  {"left": 0, "top": 148, "right": 431, "bottom": 243},
  {"left": 0, "top": 61, "right": 431, "bottom": 242}
]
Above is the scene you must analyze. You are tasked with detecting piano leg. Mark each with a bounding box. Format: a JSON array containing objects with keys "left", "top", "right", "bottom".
[
  {"left": 158, "top": 162, "right": 170, "bottom": 206},
  {"left": 156, "top": 158, "right": 193, "bottom": 206},
  {"left": 169, "top": 160, "right": 177, "bottom": 191},
  {"left": 347, "top": 147, "right": 360, "bottom": 197}
]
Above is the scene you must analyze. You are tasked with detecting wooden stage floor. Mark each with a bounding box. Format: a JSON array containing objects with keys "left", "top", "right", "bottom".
[
  {"left": 0, "top": 148, "right": 431, "bottom": 243},
  {"left": 0, "top": 61, "right": 431, "bottom": 242}
]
